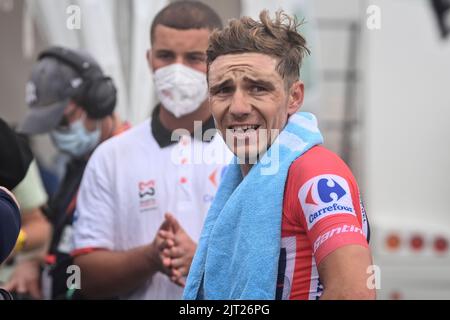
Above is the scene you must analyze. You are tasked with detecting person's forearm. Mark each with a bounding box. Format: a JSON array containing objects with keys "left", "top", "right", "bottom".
[
  {"left": 21, "top": 208, "right": 51, "bottom": 252},
  {"left": 319, "top": 285, "right": 376, "bottom": 300},
  {"left": 74, "top": 243, "right": 160, "bottom": 298}
]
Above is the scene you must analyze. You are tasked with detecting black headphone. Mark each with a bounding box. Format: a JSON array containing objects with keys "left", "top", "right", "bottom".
[{"left": 38, "top": 46, "right": 117, "bottom": 119}]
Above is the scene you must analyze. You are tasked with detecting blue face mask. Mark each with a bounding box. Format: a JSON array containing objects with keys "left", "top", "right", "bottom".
[{"left": 50, "top": 118, "right": 101, "bottom": 158}]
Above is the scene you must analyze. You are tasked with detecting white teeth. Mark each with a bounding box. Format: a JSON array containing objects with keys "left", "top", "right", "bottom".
[{"left": 230, "top": 125, "right": 259, "bottom": 132}]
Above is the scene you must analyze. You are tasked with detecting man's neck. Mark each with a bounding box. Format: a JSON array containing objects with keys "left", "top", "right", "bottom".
[
  {"left": 99, "top": 113, "right": 120, "bottom": 142},
  {"left": 159, "top": 101, "right": 211, "bottom": 134}
]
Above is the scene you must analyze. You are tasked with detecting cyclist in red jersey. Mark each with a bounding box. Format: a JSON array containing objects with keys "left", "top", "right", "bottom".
[{"left": 200, "top": 10, "right": 375, "bottom": 300}]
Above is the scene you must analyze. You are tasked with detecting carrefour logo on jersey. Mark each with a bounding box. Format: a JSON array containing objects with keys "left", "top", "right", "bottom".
[{"left": 299, "top": 174, "right": 356, "bottom": 230}]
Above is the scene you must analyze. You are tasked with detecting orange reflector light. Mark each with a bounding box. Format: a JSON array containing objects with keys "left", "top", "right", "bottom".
[
  {"left": 434, "top": 237, "right": 448, "bottom": 253},
  {"left": 386, "top": 234, "right": 401, "bottom": 250},
  {"left": 410, "top": 235, "right": 424, "bottom": 251},
  {"left": 390, "top": 291, "right": 402, "bottom": 300}
]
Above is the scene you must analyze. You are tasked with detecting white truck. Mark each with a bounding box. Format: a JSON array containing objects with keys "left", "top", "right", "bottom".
[{"left": 362, "top": 0, "right": 450, "bottom": 299}]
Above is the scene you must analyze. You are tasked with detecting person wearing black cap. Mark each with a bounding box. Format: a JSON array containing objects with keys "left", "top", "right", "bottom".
[
  {"left": 4, "top": 46, "right": 129, "bottom": 300},
  {"left": 19, "top": 46, "right": 122, "bottom": 158},
  {"left": 0, "top": 117, "right": 33, "bottom": 265}
]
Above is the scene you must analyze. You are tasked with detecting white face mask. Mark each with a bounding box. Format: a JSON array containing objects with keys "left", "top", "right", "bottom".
[
  {"left": 153, "top": 63, "right": 208, "bottom": 118},
  {"left": 50, "top": 117, "right": 101, "bottom": 158}
]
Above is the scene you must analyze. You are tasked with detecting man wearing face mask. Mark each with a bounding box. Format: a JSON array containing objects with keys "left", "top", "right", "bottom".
[
  {"left": 14, "top": 47, "right": 129, "bottom": 299},
  {"left": 71, "top": 1, "right": 232, "bottom": 300}
]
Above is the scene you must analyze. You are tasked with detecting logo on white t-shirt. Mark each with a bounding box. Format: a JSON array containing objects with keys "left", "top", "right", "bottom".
[
  {"left": 139, "top": 180, "right": 158, "bottom": 212},
  {"left": 202, "top": 167, "right": 224, "bottom": 203},
  {"left": 298, "top": 174, "right": 355, "bottom": 230}
]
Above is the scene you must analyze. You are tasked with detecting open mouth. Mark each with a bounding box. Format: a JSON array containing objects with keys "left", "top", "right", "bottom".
[{"left": 227, "top": 124, "right": 261, "bottom": 134}]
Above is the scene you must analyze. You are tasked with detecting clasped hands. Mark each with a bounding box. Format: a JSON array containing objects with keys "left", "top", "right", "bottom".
[{"left": 152, "top": 213, "right": 196, "bottom": 287}]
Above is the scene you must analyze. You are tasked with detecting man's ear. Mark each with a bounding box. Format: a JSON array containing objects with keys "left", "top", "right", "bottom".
[{"left": 287, "top": 81, "right": 304, "bottom": 115}]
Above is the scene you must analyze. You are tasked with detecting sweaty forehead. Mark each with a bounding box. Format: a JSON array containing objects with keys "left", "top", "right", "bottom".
[{"left": 209, "top": 53, "right": 280, "bottom": 84}]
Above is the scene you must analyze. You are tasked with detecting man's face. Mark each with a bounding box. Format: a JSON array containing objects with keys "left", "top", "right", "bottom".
[
  {"left": 208, "top": 53, "right": 304, "bottom": 160},
  {"left": 148, "top": 25, "right": 210, "bottom": 73}
]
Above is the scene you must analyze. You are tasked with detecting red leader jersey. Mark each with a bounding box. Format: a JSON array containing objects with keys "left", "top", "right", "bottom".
[{"left": 276, "top": 145, "right": 370, "bottom": 300}]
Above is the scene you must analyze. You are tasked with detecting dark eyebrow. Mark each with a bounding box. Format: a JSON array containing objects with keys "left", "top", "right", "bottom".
[
  {"left": 185, "top": 51, "right": 207, "bottom": 56},
  {"left": 155, "top": 49, "right": 174, "bottom": 55},
  {"left": 242, "top": 77, "right": 276, "bottom": 91},
  {"left": 185, "top": 52, "right": 207, "bottom": 62},
  {"left": 209, "top": 79, "right": 234, "bottom": 94}
]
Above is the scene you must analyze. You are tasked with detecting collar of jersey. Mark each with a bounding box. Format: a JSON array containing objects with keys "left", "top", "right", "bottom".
[{"left": 150, "top": 104, "right": 216, "bottom": 148}]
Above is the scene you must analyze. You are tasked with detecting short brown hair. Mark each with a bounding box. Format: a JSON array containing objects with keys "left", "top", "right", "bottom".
[
  {"left": 151, "top": 1, "right": 223, "bottom": 43},
  {"left": 207, "top": 10, "right": 310, "bottom": 88}
]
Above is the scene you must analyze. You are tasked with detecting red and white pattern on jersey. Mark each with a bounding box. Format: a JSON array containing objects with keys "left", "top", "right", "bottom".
[{"left": 276, "top": 146, "right": 369, "bottom": 300}]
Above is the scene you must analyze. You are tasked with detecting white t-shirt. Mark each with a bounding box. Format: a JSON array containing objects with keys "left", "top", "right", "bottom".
[{"left": 72, "top": 119, "right": 232, "bottom": 299}]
